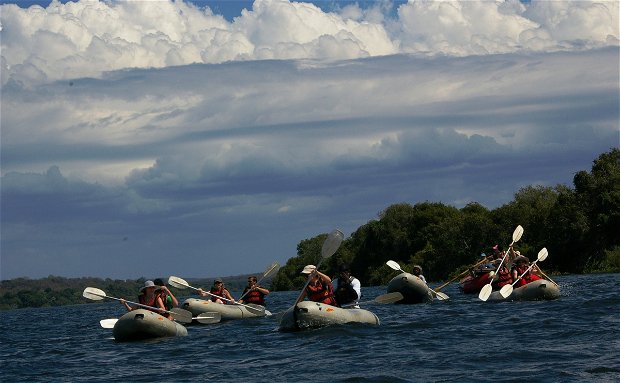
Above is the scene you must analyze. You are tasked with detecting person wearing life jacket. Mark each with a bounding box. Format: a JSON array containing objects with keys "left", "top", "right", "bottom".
[
  {"left": 120, "top": 280, "right": 170, "bottom": 318},
  {"left": 332, "top": 264, "right": 361, "bottom": 308},
  {"left": 154, "top": 278, "right": 179, "bottom": 311},
  {"left": 198, "top": 278, "right": 235, "bottom": 304},
  {"left": 511, "top": 254, "right": 542, "bottom": 287},
  {"left": 238, "top": 275, "right": 270, "bottom": 306},
  {"left": 491, "top": 259, "right": 513, "bottom": 291},
  {"left": 295, "top": 264, "right": 338, "bottom": 306}
]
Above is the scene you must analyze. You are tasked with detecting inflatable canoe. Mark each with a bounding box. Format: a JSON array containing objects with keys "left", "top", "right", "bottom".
[
  {"left": 387, "top": 272, "right": 434, "bottom": 304},
  {"left": 112, "top": 309, "right": 188, "bottom": 342},
  {"left": 460, "top": 271, "right": 493, "bottom": 294},
  {"left": 485, "top": 279, "right": 560, "bottom": 302},
  {"left": 182, "top": 298, "right": 271, "bottom": 321},
  {"left": 278, "top": 301, "right": 380, "bottom": 331}
]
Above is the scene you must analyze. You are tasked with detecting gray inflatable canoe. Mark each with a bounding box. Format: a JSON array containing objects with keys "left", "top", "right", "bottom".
[
  {"left": 486, "top": 279, "right": 560, "bottom": 302},
  {"left": 112, "top": 309, "right": 188, "bottom": 341},
  {"left": 182, "top": 298, "right": 271, "bottom": 321},
  {"left": 278, "top": 301, "right": 380, "bottom": 332},
  {"left": 387, "top": 272, "right": 434, "bottom": 304}
]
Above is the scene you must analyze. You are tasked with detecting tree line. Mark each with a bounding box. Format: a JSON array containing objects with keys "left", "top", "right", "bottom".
[
  {"left": 270, "top": 148, "right": 620, "bottom": 290},
  {"left": 2, "top": 148, "right": 618, "bottom": 309},
  {"left": 0, "top": 274, "right": 255, "bottom": 310}
]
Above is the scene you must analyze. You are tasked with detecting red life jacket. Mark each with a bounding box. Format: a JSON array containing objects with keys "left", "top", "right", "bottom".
[
  {"left": 139, "top": 294, "right": 168, "bottom": 317},
  {"left": 492, "top": 267, "right": 512, "bottom": 289},
  {"left": 306, "top": 280, "right": 337, "bottom": 306},
  {"left": 210, "top": 287, "right": 231, "bottom": 303},
  {"left": 242, "top": 287, "right": 265, "bottom": 306},
  {"left": 514, "top": 265, "right": 530, "bottom": 287}
]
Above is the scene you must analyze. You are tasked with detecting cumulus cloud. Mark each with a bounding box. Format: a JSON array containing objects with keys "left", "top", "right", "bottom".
[
  {"left": 1, "top": 0, "right": 618, "bottom": 86},
  {"left": 1, "top": 0, "right": 618, "bottom": 279}
]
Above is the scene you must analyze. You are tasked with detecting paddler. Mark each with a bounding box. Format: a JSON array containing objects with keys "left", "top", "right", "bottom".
[
  {"left": 238, "top": 275, "right": 270, "bottom": 306},
  {"left": 120, "top": 280, "right": 169, "bottom": 318},
  {"left": 295, "top": 264, "right": 338, "bottom": 306},
  {"left": 198, "top": 278, "right": 235, "bottom": 304},
  {"left": 332, "top": 264, "right": 361, "bottom": 308}
]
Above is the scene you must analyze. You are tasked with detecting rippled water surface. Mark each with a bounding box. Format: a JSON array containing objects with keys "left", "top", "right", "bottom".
[{"left": 1, "top": 273, "right": 619, "bottom": 382}]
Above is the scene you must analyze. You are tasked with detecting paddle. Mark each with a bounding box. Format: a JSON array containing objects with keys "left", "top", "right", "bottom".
[
  {"left": 434, "top": 255, "right": 493, "bottom": 292},
  {"left": 478, "top": 225, "right": 524, "bottom": 301},
  {"left": 82, "top": 287, "right": 193, "bottom": 324},
  {"left": 535, "top": 266, "right": 559, "bottom": 287},
  {"left": 386, "top": 260, "right": 449, "bottom": 300},
  {"left": 293, "top": 229, "right": 344, "bottom": 305},
  {"left": 499, "top": 248, "right": 549, "bottom": 298},
  {"left": 341, "top": 292, "right": 404, "bottom": 308},
  {"left": 236, "top": 262, "right": 280, "bottom": 302},
  {"left": 167, "top": 276, "right": 266, "bottom": 316},
  {"left": 98, "top": 312, "right": 221, "bottom": 328}
]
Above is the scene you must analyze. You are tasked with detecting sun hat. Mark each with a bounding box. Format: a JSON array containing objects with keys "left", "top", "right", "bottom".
[
  {"left": 140, "top": 280, "right": 156, "bottom": 291},
  {"left": 301, "top": 265, "right": 317, "bottom": 274}
]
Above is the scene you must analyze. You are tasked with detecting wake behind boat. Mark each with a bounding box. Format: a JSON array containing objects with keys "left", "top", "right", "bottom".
[
  {"left": 112, "top": 309, "right": 188, "bottom": 342},
  {"left": 278, "top": 301, "right": 380, "bottom": 331}
]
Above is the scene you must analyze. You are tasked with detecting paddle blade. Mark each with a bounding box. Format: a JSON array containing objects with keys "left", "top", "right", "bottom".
[
  {"left": 434, "top": 291, "right": 450, "bottom": 301},
  {"left": 500, "top": 284, "right": 513, "bottom": 298},
  {"left": 263, "top": 262, "right": 280, "bottom": 278},
  {"left": 83, "top": 287, "right": 106, "bottom": 301},
  {"left": 244, "top": 303, "right": 266, "bottom": 316},
  {"left": 168, "top": 276, "right": 190, "bottom": 290},
  {"left": 169, "top": 308, "right": 193, "bottom": 324},
  {"left": 321, "top": 229, "right": 344, "bottom": 258},
  {"left": 478, "top": 284, "right": 493, "bottom": 301},
  {"left": 386, "top": 260, "right": 402, "bottom": 271},
  {"left": 375, "top": 292, "right": 404, "bottom": 304},
  {"left": 195, "top": 312, "right": 221, "bottom": 324},
  {"left": 512, "top": 225, "right": 524, "bottom": 243},
  {"left": 99, "top": 318, "right": 118, "bottom": 329},
  {"left": 537, "top": 247, "right": 548, "bottom": 262}
]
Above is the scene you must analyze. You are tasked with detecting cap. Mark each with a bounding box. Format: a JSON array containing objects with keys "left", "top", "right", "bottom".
[
  {"left": 413, "top": 265, "right": 423, "bottom": 271},
  {"left": 301, "top": 265, "right": 316, "bottom": 274},
  {"left": 140, "top": 280, "right": 156, "bottom": 291},
  {"left": 214, "top": 278, "right": 223, "bottom": 283}
]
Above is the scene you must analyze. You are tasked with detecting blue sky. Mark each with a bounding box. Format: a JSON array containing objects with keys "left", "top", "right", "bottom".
[{"left": 1, "top": 0, "right": 618, "bottom": 280}]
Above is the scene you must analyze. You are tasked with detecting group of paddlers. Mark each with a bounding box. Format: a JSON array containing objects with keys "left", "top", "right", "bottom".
[{"left": 472, "top": 244, "right": 542, "bottom": 290}]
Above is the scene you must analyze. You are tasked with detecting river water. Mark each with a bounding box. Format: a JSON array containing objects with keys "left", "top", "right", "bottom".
[{"left": 1, "top": 273, "right": 618, "bottom": 382}]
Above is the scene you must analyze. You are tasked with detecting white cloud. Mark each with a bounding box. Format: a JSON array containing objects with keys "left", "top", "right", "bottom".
[
  {"left": 0, "top": 0, "right": 618, "bottom": 279},
  {"left": 1, "top": 0, "right": 617, "bottom": 86}
]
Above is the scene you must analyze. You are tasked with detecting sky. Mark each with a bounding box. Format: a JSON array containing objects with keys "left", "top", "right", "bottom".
[{"left": 1, "top": 0, "right": 618, "bottom": 281}]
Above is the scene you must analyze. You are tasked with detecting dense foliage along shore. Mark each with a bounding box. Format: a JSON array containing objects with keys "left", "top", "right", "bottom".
[
  {"left": 271, "top": 148, "right": 619, "bottom": 290},
  {"left": 2, "top": 149, "right": 618, "bottom": 310}
]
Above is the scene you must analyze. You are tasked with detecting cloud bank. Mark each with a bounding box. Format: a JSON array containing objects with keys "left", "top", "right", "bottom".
[{"left": 1, "top": 0, "right": 618, "bottom": 279}]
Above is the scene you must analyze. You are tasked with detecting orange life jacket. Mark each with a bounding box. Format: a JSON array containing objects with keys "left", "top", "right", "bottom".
[
  {"left": 242, "top": 287, "right": 265, "bottom": 306},
  {"left": 306, "top": 280, "right": 337, "bottom": 306}
]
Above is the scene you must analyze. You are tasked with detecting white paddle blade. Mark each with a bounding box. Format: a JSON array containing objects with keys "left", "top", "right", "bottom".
[
  {"left": 479, "top": 284, "right": 493, "bottom": 301},
  {"left": 170, "top": 308, "right": 193, "bottom": 324},
  {"left": 499, "top": 284, "right": 513, "bottom": 298},
  {"left": 321, "top": 229, "right": 344, "bottom": 258},
  {"left": 512, "top": 225, "right": 524, "bottom": 243},
  {"left": 537, "top": 248, "right": 549, "bottom": 262},
  {"left": 99, "top": 318, "right": 118, "bottom": 329},
  {"left": 386, "top": 260, "right": 401, "bottom": 271},
  {"left": 83, "top": 287, "right": 106, "bottom": 301},
  {"left": 195, "top": 312, "right": 222, "bottom": 324},
  {"left": 244, "top": 303, "right": 266, "bottom": 316},
  {"left": 434, "top": 291, "right": 450, "bottom": 301},
  {"left": 168, "top": 276, "right": 190, "bottom": 289}
]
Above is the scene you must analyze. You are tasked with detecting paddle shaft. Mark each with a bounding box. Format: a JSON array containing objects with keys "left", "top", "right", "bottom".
[{"left": 434, "top": 256, "right": 492, "bottom": 291}]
